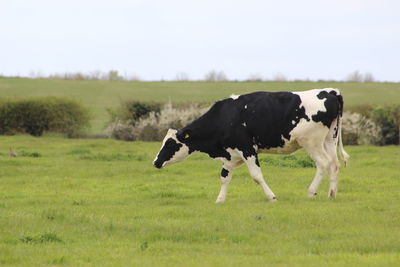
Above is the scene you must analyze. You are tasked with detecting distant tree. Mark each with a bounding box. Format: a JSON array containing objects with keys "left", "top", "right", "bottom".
[
  {"left": 247, "top": 73, "right": 263, "bottom": 82},
  {"left": 29, "top": 70, "right": 44, "bottom": 79},
  {"left": 29, "top": 70, "right": 36, "bottom": 78},
  {"left": 48, "top": 73, "right": 63, "bottom": 79},
  {"left": 346, "top": 71, "right": 363, "bottom": 82},
  {"left": 108, "top": 70, "right": 123, "bottom": 81},
  {"left": 175, "top": 72, "right": 190, "bottom": 81},
  {"left": 204, "top": 70, "right": 228, "bottom": 82},
  {"left": 273, "top": 73, "right": 287, "bottom": 82},
  {"left": 89, "top": 70, "right": 102, "bottom": 80},
  {"left": 129, "top": 74, "right": 141, "bottom": 81},
  {"left": 363, "top": 72, "right": 375, "bottom": 82},
  {"left": 71, "top": 72, "right": 88, "bottom": 80},
  {"left": 204, "top": 71, "right": 217, "bottom": 82}
]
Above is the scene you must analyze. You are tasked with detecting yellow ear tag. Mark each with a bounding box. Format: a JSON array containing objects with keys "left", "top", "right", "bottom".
[{"left": 184, "top": 133, "right": 190, "bottom": 139}]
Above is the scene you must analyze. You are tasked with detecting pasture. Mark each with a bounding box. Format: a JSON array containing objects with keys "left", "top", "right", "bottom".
[
  {"left": 1, "top": 78, "right": 399, "bottom": 133},
  {"left": 1, "top": 136, "right": 399, "bottom": 266}
]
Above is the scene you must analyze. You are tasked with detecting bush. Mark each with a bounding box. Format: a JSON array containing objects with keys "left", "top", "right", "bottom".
[
  {"left": 0, "top": 97, "right": 90, "bottom": 137},
  {"left": 371, "top": 105, "right": 400, "bottom": 145},
  {"left": 107, "top": 120, "right": 135, "bottom": 141},
  {"left": 107, "top": 100, "right": 161, "bottom": 125},
  {"left": 342, "top": 111, "right": 381, "bottom": 145},
  {"left": 346, "top": 104, "right": 400, "bottom": 145},
  {"left": 106, "top": 101, "right": 208, "bottom": 141}
]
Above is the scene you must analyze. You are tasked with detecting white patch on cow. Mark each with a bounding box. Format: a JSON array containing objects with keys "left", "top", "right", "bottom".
[
  {"left": 244, "top": 105, "right": 247, "bottom": 109},
  {"left": 162, "top": 143, "right": 189, "bottom": 167},
  {"left": 225, "top": 148, "right": 242, "bottom": 161},
  {"left": 230, "top": 94, "right": 240, "bottom": 100},
  {"left": 154, "top": 128, "right": 190, "bottom": 167},
  {"left": 242, "top": 122, "right": 247, "bottom": 127},
  {"left": 153, "top": 129, "right": 177, "bottom": 164},
  {"left": 293, "top": 89, "right": 334, "bottom": 121},
  {"left": 292, "top": 120, "right": 296, "bottom": 125}
]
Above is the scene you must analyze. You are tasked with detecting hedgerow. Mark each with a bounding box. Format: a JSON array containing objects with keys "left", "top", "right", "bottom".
[
  {"left": 0, "top": 97, "right": 90, "bottom": 137},
  {"left": 106, "top": 100, "right": 400, "bottom": 145}
]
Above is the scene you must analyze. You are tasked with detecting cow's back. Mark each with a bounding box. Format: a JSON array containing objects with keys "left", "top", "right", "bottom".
[{"left": 219, "top": 89, "right": 341, "bottom": 152}]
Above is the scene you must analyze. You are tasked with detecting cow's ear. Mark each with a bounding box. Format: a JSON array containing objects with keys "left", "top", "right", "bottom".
[{"left": 177, "top": 129, "right": 191, "bottom": 141}]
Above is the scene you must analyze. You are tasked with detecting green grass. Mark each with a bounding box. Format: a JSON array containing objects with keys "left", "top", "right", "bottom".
[
  {"left": 0, "top": 136, "right": 399, "bottom": 266},
  {"left": 1, "top": 77, "right": 399, "bottom": 133}
]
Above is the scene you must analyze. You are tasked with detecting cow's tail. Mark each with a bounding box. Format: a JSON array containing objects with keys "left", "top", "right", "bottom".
[{"left": 336, "top": 93, "right": 350, "bottom": 167}]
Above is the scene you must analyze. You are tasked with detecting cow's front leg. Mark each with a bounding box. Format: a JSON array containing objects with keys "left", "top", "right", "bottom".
[
  {"left": 244, "top": 154, "right": 277, "bottom": 201},
  {"left": 216, "top": 166, "right": 233, "bottom": 203}
]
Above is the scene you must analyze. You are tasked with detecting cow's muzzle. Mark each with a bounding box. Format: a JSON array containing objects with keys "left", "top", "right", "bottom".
[{"left": 153, "top": 161, "right": 163, "bottom": 169}]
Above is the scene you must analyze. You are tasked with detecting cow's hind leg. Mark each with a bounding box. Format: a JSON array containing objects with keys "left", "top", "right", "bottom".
[
  {"left": 303, "top": 134, "right": 340, "bottom": 199},
  {"left": 308, "top": 164, "right": 324, "bottom": 198},
  {"left": 243, "top": 154, "right": 276, "bottom": 201},
  {"left": 324, "top": 132, "right": 340, "bottom": 198},
  {"left": 302, "top": 140, "right": 331, "bottom": 198}
]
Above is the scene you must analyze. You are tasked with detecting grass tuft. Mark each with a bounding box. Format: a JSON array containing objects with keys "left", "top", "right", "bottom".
[
  {"left": 140, "top": 241, "right": 149, "bottom": 251},
  {"left": 20, "top": 233, "right": 63, "bottom": 244},
  {"left": 20, "top": 151, "right": 41, "bottom": 157}
]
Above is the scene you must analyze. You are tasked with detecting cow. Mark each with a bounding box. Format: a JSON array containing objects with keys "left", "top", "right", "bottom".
[{"left": 153, "top": 88, "right": 349, "bottom": 203}]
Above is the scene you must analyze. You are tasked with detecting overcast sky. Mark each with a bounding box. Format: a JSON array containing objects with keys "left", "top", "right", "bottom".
[{"left": 1, "top": 0, "right": 399, "bottom": 81}]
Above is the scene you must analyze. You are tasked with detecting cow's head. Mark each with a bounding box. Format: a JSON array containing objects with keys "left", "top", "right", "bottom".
[{"left": 153, "top": 128, "right": 191, "bottom": 169}]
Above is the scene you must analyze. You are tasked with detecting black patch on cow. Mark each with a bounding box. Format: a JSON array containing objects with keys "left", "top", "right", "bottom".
[
  {"left": 311, "top": 91, "right": 340, "bottom": 128},
  {"left": 336, "top": 94, "right": 344, "bottom": 116},
  {"left": 240, "top": 92, "right": 309, "bottom": 151},
  {"left": 221, "top": 168, "right": 229, "bottom": 178},
  {"left": 153, "top": 138, "right": 182, "bottom": 168},
  {"left": 333, "top": 94, "right": 344, "bottom": 138},
  {"left": 255, "top": 156, "right": 260, "bottom": 167}
]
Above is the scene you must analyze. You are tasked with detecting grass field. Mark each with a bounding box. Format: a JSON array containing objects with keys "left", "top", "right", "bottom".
[
  {"left": 1, "top": 78, "right": 399, "bottom": 133},
  {"left": 1, "top": 136, "right": 399, "bottom": 266}
]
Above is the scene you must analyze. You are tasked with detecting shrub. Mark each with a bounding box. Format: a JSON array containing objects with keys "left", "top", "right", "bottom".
[
  {"left": 342, "top": 111, "right": 381, "bottom": 145},
  {"left": 106, "top": 101, "right": 208, "bottom": 141},
  {"left": 131, "top": 102, "right": 208, "bottom": 141},
  {"left": 204, "top": 70, "right": 228, "bottom": 82},
  {"left": 346, "top": 104, "right": 400, "bottom": 145},
  {"left": 107, "top": 120, "right": 136, "bottom": 141},
  {"left": 107, "top": 100, "right": 161, "bottom": 125},
  {"left": 0, "top": 97, "right": 90, "bottom": 137},
  {"left": 371, "top": 105, "right": 400, "bottom": 145}
]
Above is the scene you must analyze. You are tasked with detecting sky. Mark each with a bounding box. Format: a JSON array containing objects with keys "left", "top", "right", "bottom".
[{"left": 1, "top": 0, "right": 399, "bottom": 81}]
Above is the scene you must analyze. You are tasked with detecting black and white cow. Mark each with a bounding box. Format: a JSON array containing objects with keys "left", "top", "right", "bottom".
[{"left": 153, "top": 88, "right": 349, "bottom": 202}]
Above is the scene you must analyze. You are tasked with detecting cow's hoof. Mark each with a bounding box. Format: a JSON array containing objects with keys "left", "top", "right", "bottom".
[
  {"left": 215, "top": 199, "right": 225, "bottom": 204},
  {"left": 269, "top": 196, "right": 277, "bottom": 202},
  {"left": 308, "top": 192, "right": 317, "bottom": 198},
  {"left": 328, "top": 189, "right": 336, "bottom": 198}
]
